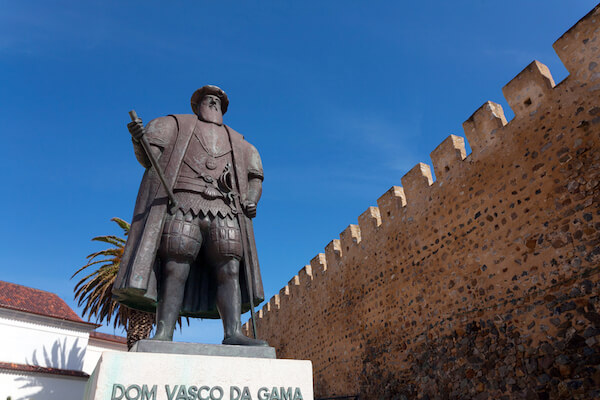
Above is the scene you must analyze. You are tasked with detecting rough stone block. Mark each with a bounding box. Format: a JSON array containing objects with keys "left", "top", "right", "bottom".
[
  {"left": 358, "top": 206, "right": 382, "bottom": 236},
  {"left": 324, "top": 239, "right": 342, "bottom": 263},
  {"left": 502, "top": 60, "right": 555, "bottom": 117},
  {"left": 377, "top": 186, "right": 406, "bottom": 223},
  {"left": 286, "top": 276, "right": 301, "bottom": 298},
  {"left": 430, "top": 135, "right": 467, "bottom": 180},
  {"left": 401, "top": 162, "right": 433, "bottom": 205},
  {"left": 298, "top": 264, "right": 313, "bottom": 284},
  {"left": 279, "top": 285, "right": 290, "bottom": 298},
  {"left": 340, "top": 224, "right": 361, "bottom": 250},
  {"left": 553, "top": 4, "right": 600, "bottom": 85},
  {"left": 270, "top": 294, "right": 280, "bottom": 311},
  {"left": 462, "top": 101, "right": 507, "bottom": 153},
  {"left": 288, "top": 275, "right": 300, "bottom": 287},
  {"left": 310, "top": 253, "right": 327, "bottom": 275}
]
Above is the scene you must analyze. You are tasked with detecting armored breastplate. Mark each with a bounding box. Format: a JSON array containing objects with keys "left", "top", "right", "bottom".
[{"left": 174, "top": 122, "right": 236, "bottom": 218}]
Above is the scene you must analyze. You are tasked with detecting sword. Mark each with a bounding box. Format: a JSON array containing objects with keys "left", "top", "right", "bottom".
[
  {"left": 128, "top": 110, "right": 178, "bottom": 212},
  {"left": 231, "top": 193, "right": 258, "bottom": 339},
  {"left": 224, "top": 128, "right": 259, "bottom": 340}
]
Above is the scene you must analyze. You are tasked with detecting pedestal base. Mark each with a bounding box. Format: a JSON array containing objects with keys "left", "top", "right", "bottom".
[
  {"left": 84, "top": 349, "right": 313, "bottom": 400},
  {"left": 131, "top": 339, "right": 277, "bottom": 359}
]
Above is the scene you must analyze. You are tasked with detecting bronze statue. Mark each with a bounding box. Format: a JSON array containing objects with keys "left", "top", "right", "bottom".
[{"left": 113, "top": 85, "right": 267, "bottom": 346}]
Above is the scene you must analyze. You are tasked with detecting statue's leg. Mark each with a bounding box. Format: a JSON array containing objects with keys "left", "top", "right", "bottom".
[
  {"left": 154, "top": 209, "right": 202, "bottom": 341},
  {"left": 206, "top": 216, "right": 267, "bottom": 346},
  {"left": 215, "top": 258, "right": 242, "bottom": 339},
  {"left": 153, "top": 259, "right": 190, "bottom": 341}
]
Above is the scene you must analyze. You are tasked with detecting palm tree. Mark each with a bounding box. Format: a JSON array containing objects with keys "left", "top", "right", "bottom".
[{"left": 72, "top": 217, "right": 154, "bottom": 349}]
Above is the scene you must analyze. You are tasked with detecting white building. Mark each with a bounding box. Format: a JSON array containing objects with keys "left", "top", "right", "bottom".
[{"left": 0, "top": 281, "right": 127, "bottom": 400}]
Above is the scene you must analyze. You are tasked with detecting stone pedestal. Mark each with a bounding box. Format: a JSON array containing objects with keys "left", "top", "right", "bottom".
[
  {"left": 131, "top": 339, "right": 277, "bottom": 359},
  {"left": 84, "top": 343, "right": 313, "bottom": 400}
]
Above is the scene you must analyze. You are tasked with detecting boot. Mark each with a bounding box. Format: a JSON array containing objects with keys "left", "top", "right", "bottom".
[
  {"left": 222, "top": 319, "right": 269, "bottom": 346},
  {"left": 151, "top": 298, "right": 179, "bottom": 341},
  {"left": 223, "top": 333, "right": 269, "bottom": 346}
]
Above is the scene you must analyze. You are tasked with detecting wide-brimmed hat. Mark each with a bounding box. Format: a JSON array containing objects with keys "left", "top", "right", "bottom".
[{"left": 190, "top": 85, "right": 229, "bottom": 114}]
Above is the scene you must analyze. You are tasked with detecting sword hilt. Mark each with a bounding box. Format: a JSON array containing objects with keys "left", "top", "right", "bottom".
[{"left": 128, "top": 110, "right": 139, "bottom": 121}]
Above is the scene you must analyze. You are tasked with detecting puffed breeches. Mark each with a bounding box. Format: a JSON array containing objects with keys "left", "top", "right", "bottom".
[{"left": 158, "top": 208, "right": 243, "bottom": 264}]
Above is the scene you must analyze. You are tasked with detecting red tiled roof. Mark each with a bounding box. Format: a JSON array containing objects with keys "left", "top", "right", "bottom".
[
  {"left": 0, "top": 361, "right": 89, "bottom": 378},
  {"left": 89, "top": 331, "right": 127, "bottom": 344},
  {"left": 0, "top": 281, "right": 97, "bottom": 326}
]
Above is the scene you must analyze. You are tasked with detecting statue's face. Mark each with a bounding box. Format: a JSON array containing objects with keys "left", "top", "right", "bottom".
[
  {"left": 197, "top": 94, "right": 223, "bottom": 124},
  {"left": 202, "top": 95, "right": 222, "bottom": 113}
]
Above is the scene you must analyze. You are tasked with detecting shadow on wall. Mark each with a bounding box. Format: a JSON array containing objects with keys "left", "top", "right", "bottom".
[
  {"left": 28, "top": 337, "right": 86, "bottom": 370},
  {"left": 14, "top": 338, "right": 86, "bottom": 400}
]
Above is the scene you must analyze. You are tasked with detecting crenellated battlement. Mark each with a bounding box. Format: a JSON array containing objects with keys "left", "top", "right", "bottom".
[
  {"left": 554, "top": 5, "right": 600, "bottom": 85},
  {"left": 502, "top": 60, "right": 556, "bottom": 118},
  {"left": 309, "top": 253, "right": 327, "bottom": 276},
  {"left": 462, "top": 101, "right": 507, "bottom": 153},
  {"left": 244, "top": 5, "right": 600, "bottom": 398},
  {"left": 357, "top": 206, "right": 381, "bottom": 238},
  {"left": 376, "top": 186, "right": 406, "bottom": 224},
  {"left": 430, "top": 135, "right": 467, "bottom": 181}
]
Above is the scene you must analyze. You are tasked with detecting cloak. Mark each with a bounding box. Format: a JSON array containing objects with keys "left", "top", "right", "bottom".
[{"left": 113, "top": 114, "right": 264, "bottom": 318}]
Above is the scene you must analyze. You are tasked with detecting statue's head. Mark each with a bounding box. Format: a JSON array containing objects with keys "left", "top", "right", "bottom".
[{"left": 191, "top": 85, "right": 229, "bottom": 125}]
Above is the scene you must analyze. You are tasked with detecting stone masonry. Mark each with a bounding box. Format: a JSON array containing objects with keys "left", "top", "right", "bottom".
[{"left": 244, "top": 5, "right": 600, "bottom": 399}]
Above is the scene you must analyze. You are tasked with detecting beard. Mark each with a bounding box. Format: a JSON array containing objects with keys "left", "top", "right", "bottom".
[{"left": 198, "top": 104, "right": 223, "bottom": 125}]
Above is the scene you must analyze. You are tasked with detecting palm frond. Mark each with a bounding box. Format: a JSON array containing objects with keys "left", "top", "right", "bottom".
[
  {"left": 73, "top": 217, "right": 190, "bottom": 340},
  {"left": 73, "top": 217, "right": 134, "bottom": 330},
  {"left": 83, "top": 248, "right": 122, "bottom": 261},
  {"left": 111, "top": 217, "right": 131, "bottom": 235},
  {"left": 91, "top": 235, "right": 127, "bottom": 247},
  {"left": 72, "top": 259, "right": 116, "bottom": 278}
]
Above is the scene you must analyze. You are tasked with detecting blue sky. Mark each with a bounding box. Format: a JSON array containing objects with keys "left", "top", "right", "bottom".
[{"left": 1, "top": 1, "right": 596, "bottom": 343}]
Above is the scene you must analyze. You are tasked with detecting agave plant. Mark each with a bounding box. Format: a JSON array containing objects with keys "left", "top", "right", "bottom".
[{"left": 73, "top": 217, "right": 154, "bottom": 349}]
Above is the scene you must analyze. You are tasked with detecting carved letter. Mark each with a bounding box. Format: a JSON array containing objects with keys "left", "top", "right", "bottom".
[
  {"left": 293, "top": 388, "right": 303, "bottom": 400},
  {"left": 176, "top": 386, "right": 188, "bottom": 400},
  {"left": 198, "top": 386, "right": 210, "bottom": 400},
  {"left": 230, "top": 386, "right": 241, "bottom": 400},
  {"left": 268, "top": 387, "right": 280, "bottom": 400},
  {"left": 257, "top": 388, "right": 269, "bottom": 400},
  {"left": 240, "top": 387, "right": 252, "bottom": 400},
  {"left": 165, "top": 386, "right": 178, "bottom": 400},
  {"left": 210, "top": 386, "right": 224, "bottom": 400},
  {"left": 141, "top": 385, "right": 157, "bottom": 400},
  {"left": 126, "top": 385, "right": 141, "bottom": 400},
  {"left": 280, "top": 387, "right": 292, "bottom": 400},
  {"left": 188, "top": 386, "right": 198, "bottom": 400},
  {"left": 111, "top": 384, "right": 125, "bottom": 400}
]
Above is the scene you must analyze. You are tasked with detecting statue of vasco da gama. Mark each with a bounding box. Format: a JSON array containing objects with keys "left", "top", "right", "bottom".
[{"left": 113, "top": 85, "right": 268, "bottom": 346}]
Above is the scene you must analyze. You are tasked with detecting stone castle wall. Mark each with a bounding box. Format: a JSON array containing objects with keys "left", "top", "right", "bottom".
[{"left": 244, "top": 5, "right": 600, "bottom": 399}]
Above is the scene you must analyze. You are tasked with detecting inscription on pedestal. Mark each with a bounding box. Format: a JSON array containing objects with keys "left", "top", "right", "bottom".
[
  {"left": 84, "top": 352, "right": 313, "bottom": 400},
  {"left": 110, "top": 384, "right": 304, "bottom": 400}
]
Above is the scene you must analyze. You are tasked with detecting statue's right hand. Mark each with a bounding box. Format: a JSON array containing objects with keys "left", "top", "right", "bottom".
[{"left": 127, "top": 118, "right": 145, "bottom": 141}]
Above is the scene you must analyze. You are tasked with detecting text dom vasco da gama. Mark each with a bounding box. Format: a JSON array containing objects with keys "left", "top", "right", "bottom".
[{"left": 111, "top": 384, "right": 305, "bottom": 400}]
